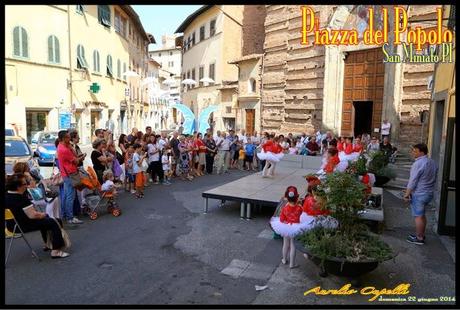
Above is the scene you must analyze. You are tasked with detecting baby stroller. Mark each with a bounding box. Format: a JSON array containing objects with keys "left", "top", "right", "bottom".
[{"left": 80, "top": 166, "right": 122, "bottom": 220}]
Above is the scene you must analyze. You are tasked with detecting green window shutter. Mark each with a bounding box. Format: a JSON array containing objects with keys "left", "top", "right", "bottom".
[
  {"left": 48, "top": 36, "right": 54, "bottom": 62},
  {"left": 93, "top": 50, "right": 97, "bottom": 71},
  {"left": 21, "top": 28, "right": 28, "bottom": 57},
  {"left": 117, "top": 59, "right": 121, "bottom": 78},
  {"left": 123, "top": 63, "right": 126, "bottom": 80},
  {"left": 107, "top": 55, "right": 113, "bottom": 76},
  {"left": 54, "top": 37, "right": 60, "bottom": 63},
  {"left": 13, "top": 27, "right": 20, "bottom": 56}
]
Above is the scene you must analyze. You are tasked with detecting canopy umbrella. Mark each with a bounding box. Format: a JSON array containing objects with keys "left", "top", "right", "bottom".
[
  {"left": 199, "top": 77, "right": 215, "bottom": 84},
  {"left": 162, "top": 78, "right": 177, "bottom": 86},
  {"left": 181, "top": 79, "right": 197, "bottom": 86},
  {"left": 123, "top": 70, "right": 140, "bottom": 78}
]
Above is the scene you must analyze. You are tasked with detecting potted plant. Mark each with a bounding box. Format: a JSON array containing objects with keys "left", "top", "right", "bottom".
[
  {"left": 295, "top": 171, "right": 394, "bottom": 282},
  {"left": 367, "top": 151, "right": 397, "bottom": 186}
]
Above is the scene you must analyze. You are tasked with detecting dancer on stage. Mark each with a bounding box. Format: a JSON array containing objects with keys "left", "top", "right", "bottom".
[
  {"left": 270, "top": 186, "right": 312, "bottom": 268},
  {"left": 258, "top": 135, "right": 284, "bottom": 178},
  {"left": 317, "top": 147, "right": 340, "bottom": 175}
]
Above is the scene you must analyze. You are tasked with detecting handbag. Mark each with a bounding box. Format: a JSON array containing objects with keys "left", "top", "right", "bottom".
[
  {"left": 49, "top": 157, "right": 64, "bottom": 186},
  {"left": 112, "top": 158, "right": 123, "bottom": 178},
  {"left": 46, "top": 218, "right": 71, "bottom": 250},
  {"left": 62, "top": 164, "right": 83, "bottom": 188}
]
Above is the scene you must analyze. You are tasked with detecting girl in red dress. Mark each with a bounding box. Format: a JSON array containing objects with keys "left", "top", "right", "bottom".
[
  {"left": 323, "top": 148, "right": 340, "bottom": 174},
  {"left": 270, "top": 186, "right": 312, "bottom": 268},
  {"left": 353, "top": 136, "right": 364, "bottom": 153},
  {"left": 258, "top": 135, "right": 284, "bottom": 177}
]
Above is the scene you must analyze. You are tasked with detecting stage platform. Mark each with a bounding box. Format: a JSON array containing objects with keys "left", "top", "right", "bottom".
[{"left": 202, "top": 155, "right": 384, "bottom": 222}]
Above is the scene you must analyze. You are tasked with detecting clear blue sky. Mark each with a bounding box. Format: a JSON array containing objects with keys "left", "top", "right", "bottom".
[{"left": 132, "top": 5, "right": 203, "bottom": 51}]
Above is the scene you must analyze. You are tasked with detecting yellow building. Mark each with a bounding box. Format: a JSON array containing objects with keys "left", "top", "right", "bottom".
[
  {"left": 175, "top": 5, "right": 244, "bottom": 132},
  {"left": 427, "top": 5, "right": 455, "bottom": 235},
  {"left": 5, "top": 5, "right": 153, "bottom": 144},
  {"left": 228, "top": 54, "right": 263, "bottom": 135}
]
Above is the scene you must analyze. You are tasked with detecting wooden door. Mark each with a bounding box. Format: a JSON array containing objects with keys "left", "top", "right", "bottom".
[
  {"left": 245, "top": 109, "right": 255, "bottom": 135},
  {"left": 342, "top": 48, "right": 385, "bottom": 137}
]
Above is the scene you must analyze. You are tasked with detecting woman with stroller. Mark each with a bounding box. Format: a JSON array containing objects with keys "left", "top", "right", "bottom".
[{"left": 5, "top": 173, "right": 70, "bottom": 258}]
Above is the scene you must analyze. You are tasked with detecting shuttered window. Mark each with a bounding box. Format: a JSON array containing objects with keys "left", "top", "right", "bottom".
[
  {"left": 93, "top": 50, "right": 100, "bottom": 72},
  {"left": 77, "top": 44, "right": 88, "bottom": 69},
  {"left": 107, "top": 55, "right": 113, "bottom": 76},
  {"left": 98, "top": 5, "right": 111, "bottom": 27},
  {"left": 117, "top": 59, "right": 121, "bottom": 78},
  {"left": 13, "top": 26, "right": 28, "bottom": 58},
  {"left": 209, "top": 63, "right": 215, "bottom": 81},
  {"left": 123, "top": 63, "right": 127, "bottom": 80},
  {"left": 48, "top": 35, "right": 60, "bottom": 63}
]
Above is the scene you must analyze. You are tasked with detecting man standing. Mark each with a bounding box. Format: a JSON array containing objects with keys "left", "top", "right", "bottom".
[
  {"left": 216, "top": 132, "right": 231, "bottom": 174},
  {"left": 381, "top": 119, "right": 391, "bottom": 140},
  {"left": 169, "top": 131, "right": 180, "bottom": 177},
  {"left": 404, "top": 143, "right": 438, "bottom": 245},
  {"left": 57, "top": 130, "right": 83, "bottom": 225},
  {"left": 145, "top": 126, "right": 152, "bottom": 136},
  {"left": 321, "top": 131, "right": 337, "bottom": 153}
]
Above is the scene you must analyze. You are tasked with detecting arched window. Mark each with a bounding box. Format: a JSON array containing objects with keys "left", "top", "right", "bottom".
[
  {"left": 249, "top": 78, "right": 256, "bottom": 93},
  {"left": 13, "top": 26, "right": 28, "bottom": 58},
  {"left": 76, "top": 44, "right": 88, "bottom": 69},
  {"left": 48, "top": 35, "right": 60, "bottom": 63},
  {"left": 93, "top": 50, "right": 100, "bottom": 72},
  {"left": 123, "top": 62, "right": 127, "bottom": 80},
  {"left": 117, "top": 59, "right": 121, "bottom": 78},
  {"left": 106, "top": 55, "right": 113, "bottom": 76}
]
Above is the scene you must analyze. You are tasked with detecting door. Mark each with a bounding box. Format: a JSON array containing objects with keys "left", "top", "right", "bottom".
[
  {"left": 438, "top": 118, "right": 455, "bottom": 235},
  {"left": 245, "top": 109, "right": 255, "bottom": 135},
  {"left": 353, "top": 101, "right": 373, "bottom": 137},
  {"left": 26, "top": 110, "right": 48, "bottom": 143},
  {"left": 90, "top": 111, "right": 100, "bottom": 138},
  {"left": 342, "top": 48, "right": 384, "bottom": 136}
]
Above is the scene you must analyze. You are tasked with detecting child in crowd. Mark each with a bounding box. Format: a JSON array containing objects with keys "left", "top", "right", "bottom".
[
  {"left": 101, "top": 170, "right": 118, "bottom": 197},
  {"left": 244, "top": 139, "right": 256, "bottom": 171},
  {"left": 288, "top": 140, "right": 298, "bottom": 154},
  {"left": 125, "top": 145, "right": 135, "bottom": 194},
  {"left": 133, "top": 143, "right": 147, "bottom": 198},
  {"left": 162, "top": 147, "right": 172, "bottom": 185},
  {"left": 238, "top": 146, "right": 245, "bottom": 170}
]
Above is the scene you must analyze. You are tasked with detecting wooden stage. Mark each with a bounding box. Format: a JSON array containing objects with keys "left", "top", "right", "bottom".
[{"left": 202, "top": 155, "right": 384, "bottom": 222}]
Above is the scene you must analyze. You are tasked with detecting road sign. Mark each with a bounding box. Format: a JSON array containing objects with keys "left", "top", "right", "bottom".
[{"left": 59, "top": 113, "right": 71, "bottom": 129}]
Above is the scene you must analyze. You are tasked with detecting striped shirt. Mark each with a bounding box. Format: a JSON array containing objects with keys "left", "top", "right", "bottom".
[{"left": 407, "top": 155, "right": 438, "bottom": 195}]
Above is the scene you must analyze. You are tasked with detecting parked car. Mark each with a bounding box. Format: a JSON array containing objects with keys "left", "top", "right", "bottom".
[
  {"left": 5, "top": 127, "right": 17, "bottom": 136},
  {"left": 35, "top": 131, "right": 58, "bottom": 166},
  {"left": 5, "top": 136, "right": 40, "bottom": 175}
]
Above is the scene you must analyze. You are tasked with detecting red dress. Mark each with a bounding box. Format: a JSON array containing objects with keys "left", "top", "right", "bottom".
[
  {"left": 337, "top": 142, "right": 344, "bottom": 152},
  {"left": 353, "top": 143, "right": 363, "bottom": 153},
  {"left": 279, "top": 203, "right": 302, "bottom": 224},
  {"left": 344, "top": 143, "right": 353, "bottom": 155},
  {"left": 262, "top": 140, "right": 274, "bottom": 153},
  {"left": 302, "top": 196, "right": 330, "bottom": 216},
  {"left": 270, "top": 143, "right": 283, "bottom": 154},
  {"left": 324, "top": 155, "right": 340, "bottom": 173},
  {"left": 361, "top": 173, "right": 372, "bottom": 194}
]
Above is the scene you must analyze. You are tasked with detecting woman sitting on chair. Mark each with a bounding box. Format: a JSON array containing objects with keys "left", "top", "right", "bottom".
[{"left": 5, "top": 173, "right": 70, "bottom": 259}]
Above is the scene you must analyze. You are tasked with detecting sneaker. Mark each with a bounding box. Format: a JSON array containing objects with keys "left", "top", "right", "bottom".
[
  {"left": 130, "top": 190, "right": 136, "bottom": 194},
  {"left": 409, "top": 234, "right": 426, "bottom": 241},
  {"left": 162, "top": 181, "right": 171, "bottom": 186},
  {"left": 406, "top": 235, "right": 424, "bottom": 245},
  {"left": 68, "top": 217, "right": 83, "bottom": 225}
]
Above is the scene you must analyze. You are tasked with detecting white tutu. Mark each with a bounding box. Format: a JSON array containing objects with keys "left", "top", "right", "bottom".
[
  {"left": 270, "top": 216, "right": 315, "bottom": 238},
  {"left": 300, "top": 213, "right": 339, "bottom": 230},
  {"left": 368, "top": 173, "right": 376, "bottom": 187},
  {"left": 257, "top": 151, "right": 283, "bottom": 162},
  {"left": 338, "top": 151, "right": 360, "bottom": 163},
  {"left": 335, "top": 160, "right": 348, "bottom": 172}
]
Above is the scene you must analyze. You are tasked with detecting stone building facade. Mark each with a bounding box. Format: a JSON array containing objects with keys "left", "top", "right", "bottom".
[{"left": 261, "top": 5, "right": 440, "bottom": 149}]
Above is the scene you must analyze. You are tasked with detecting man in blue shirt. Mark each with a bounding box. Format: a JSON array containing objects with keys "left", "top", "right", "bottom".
[
  {"left": 404, "top": 143, "right": 438, "bottom": 245},
  {"left": 244, "top": 139, "right": 257, "bottom": 171}
]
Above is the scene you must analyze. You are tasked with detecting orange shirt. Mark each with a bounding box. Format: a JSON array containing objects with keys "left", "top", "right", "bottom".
[{"left": 279, "top": 203, "right": 302, "bottom": 224}]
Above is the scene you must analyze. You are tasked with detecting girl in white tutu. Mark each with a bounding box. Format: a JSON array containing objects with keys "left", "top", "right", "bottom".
[
  {"left": 338, "top": 136, "right": 360, "bottom": 165},
  {"left": 258, "top": 135, "right": 284, "bottom": 178},
  {"left": 270, "top": 186, "right": 311, "bottom": 268}
]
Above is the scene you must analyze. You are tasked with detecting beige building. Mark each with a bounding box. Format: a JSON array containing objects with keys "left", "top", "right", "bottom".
[
  {"left": 175, "top": 5, "right": 266, "bottom": 133},
  {"left": 261, "top": 5, "right": 443, "bottom": 150},
  {"left": 228, "top": 54, "right": 263, "bottom": 134},
  {"left": 5, "top": 5, "right": 153, "bottom": 144},
  {"left": 175, "top": 5, "right": 244, "bottom": 132}
]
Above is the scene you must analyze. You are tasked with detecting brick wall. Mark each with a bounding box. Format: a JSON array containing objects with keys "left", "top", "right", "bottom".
[{"left": 242, "top": 5, "right": 266, "bottom": 56}]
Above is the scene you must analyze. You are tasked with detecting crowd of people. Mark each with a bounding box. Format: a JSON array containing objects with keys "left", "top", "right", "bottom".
[{"left": 5, "top": 123, "right": 398, "bottom": 260}]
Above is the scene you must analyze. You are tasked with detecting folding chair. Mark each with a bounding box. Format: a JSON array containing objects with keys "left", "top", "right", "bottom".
[{"left": 5, "top": 209, "right": 40, "bottom": 267}]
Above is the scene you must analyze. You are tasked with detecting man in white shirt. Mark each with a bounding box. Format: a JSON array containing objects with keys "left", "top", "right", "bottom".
[
  {"left": 158, "top": 132, "right": 168, "bottom": 152},
  {"left": 216, "top": 132, "right": 231, "bottom": 174},
  {"left": 214, "top": 130, "right": 222, "bottom": 144},
  {"left": 147, "top": 140, "right": 161, "bottom": 184},
  {"left": 381, "top": 119, "right": 391, "bottom": 140}
]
